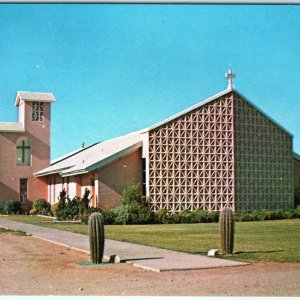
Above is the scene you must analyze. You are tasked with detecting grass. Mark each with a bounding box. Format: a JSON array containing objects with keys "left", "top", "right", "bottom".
[
  {"left": 1, "top": 215, "right": 300, "bottom": 263},
  {"left": 0, "top": 227, "right": 27, "bottom": 236}
]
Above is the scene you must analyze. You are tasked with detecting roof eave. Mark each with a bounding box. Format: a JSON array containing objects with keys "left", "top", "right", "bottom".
[
  {"left": 60, "top": 169, "right": 88, "bottom": 177},
  {"left": 34, "top": 166, "right": 75, "bottom": 177},
  {"left": 15, "top": 91, "right": 56, "bottom": 107},
  {"left": 0, "top": 129, "right": 25, "bottom": 133},
  {"left": 146, "top": 87, "right": 233, "bottom": 132},
  {"left": 60, "top": 141, "right": 143, "bottom": 177},
  {"left": 0, "top": 122, "right": 25, "bottom": 133},
  {"left": 87, "top": 141, "right": 143, "bottom": 172},
  {"left": 233, "top": 89, "right": 294, "bottom": 138}
]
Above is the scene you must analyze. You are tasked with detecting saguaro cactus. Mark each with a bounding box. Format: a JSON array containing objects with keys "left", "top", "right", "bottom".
[
  {"left": 88, "top": 212, "right": 105, "bottom": 264},
  {"left": 219, "top": 207, "right": 235, "bottom": 255}
]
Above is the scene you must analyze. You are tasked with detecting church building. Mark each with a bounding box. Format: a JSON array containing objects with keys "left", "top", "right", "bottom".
[
  {"left": 1, "top": 71, "right": 298, "bottom": 212},
  {"left": 0, "top": 92, "right": 55, "bottom": 210},
  {"left": 34, "top": 71, "right": 297, "bottom": 212}
]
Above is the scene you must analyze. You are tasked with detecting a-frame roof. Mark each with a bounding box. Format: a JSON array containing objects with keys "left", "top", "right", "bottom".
[{"left": 143, "top": 86, "right": 293, "bottom": 137}]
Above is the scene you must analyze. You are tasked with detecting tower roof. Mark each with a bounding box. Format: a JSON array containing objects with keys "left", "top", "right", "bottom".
[{"left": 15, "top": 91, "right": 56, "bottom": 106}]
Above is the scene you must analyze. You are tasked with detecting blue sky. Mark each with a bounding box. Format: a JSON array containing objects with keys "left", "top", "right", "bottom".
[{"left": 0, "top": 4, "right": 299, "bottom": 159}]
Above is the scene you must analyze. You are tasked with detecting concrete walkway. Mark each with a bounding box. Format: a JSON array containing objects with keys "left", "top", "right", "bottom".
[{"left": 0, "top": 218, "right": 249, "bottom": 272}]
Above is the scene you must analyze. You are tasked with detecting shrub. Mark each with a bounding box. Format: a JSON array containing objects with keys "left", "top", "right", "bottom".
[
  {"left": 51, "top": 202, "right": 59, "bottom": 214},
  {"left": 78, "top": 188, "right": 92, "bottom": 223},
  {"left": 56, "top": 196, "right": 80, "bottom": 221},
  {"left": 80, "top": 188, "right": 91, "bottom": 214},
  {"left": 102, "top": 208, "right": 118, "bottom": 225},
  {"left": 191, "top": 210, "right": 210, "bottom": 223},
  {"left": 179, "top": 210, "right": 194, "bottom": 223},
  {"left": 122, "top": 182, "right": 143, "bottom": 205},
  {"left": 31, "top": 198, "right": 52, "bottom": 216},
  {"left": 208, "top": 211, "right": 220, "bottom": 222},
  {"left": 235, "top": 212, "right": 252, "bottom": 222},
  {"left": 154, "top": 208, "right": 219, "bottom": 224},
  {"left": 57, "top": 189, "right": 67, "bottom": 211},
  {"left": 80, "top": 207, "right": 103, "bottom": 224},
  {"left": 249, "top": 210, "right": 267, "bottom": 221},
  {"left": 114, "top": 202, "right": 153, "bottom": 225},
  {"left": 154, "top": 209, "right": 174, "bottom": 224},
  {"left": 54, "top": 188, "right": 102, "bottom": 222},
  {"left": 3, "top": 200, "right": 21, "bottom": 215},
  {"left": 113, "top": 182, "right": 154, "bottom": 225}
]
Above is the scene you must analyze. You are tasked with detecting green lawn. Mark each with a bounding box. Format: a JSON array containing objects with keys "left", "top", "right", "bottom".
[
  {"left": 0, "top": 227, "right": 27, "bottom": 236},
  {"left": 1, "top": 215, "right": 300, "bottom": 263}
]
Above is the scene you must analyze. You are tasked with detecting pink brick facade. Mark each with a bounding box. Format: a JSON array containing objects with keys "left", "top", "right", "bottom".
[
  {"left": 98, "top": 148, "right": 142, "bottom": 209},
  {"left": 46, "top": 148, "right": 143, "bottom": 208},
  {"left": 0, "top": 93, "right": 54, "bottom": 209}
]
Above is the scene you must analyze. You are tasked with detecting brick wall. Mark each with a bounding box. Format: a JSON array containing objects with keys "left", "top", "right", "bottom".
[{"left": 98, "top": 148, "right": 142, "bottom": 209}]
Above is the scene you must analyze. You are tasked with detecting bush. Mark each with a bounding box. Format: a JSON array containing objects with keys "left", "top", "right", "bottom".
[
  {"left": 122, "top": 182, "right": 144, "bottom": 206},
  {"left": 154, "top": 208, "right": 219, "bottom": 224},
  {"left": 80, "top": 188, "right": 91, "bottom": 214},
  {"left": 56, "top": 196, "right": 80, "bottom": 221},
  {"left": 31, "top": 198, "right": 52, "bottom": 216},
  {"left": 80, "top": 207, "right": 103, "bottom": 224},
  {"left": 154, "top": 209, "right": 173, "bottom": 224},
  {"left": 3, "top": 200, "right": 21, "bottom": 215},
  {"left": 249, "top": 210, "right": 267, "bottom": 221},
  {"left": 105, "top": 182, "right": 154, "bottom": 225},
  {"left": 51, "top": 202, "right": 59, "bottom": 214},
  {"left": 179, "top": 210, "right": 194, "bottom": 223},
  {"left": 78, "top": 188, "right": 92, "bottom": 223},
  {"left": 57, "top": 189, "right": 67, "bottom": 211},
  {"left": 102, "top": 208, "right": 118, "bottom": 225},
  {"left": 54, "top": 188, "right": 98, "bottom": 222},
  {"left": 114, "top": 202, "right": 153, "bottom": 225}
]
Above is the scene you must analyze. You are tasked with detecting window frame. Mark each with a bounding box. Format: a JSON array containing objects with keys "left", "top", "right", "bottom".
[
  {"left": 16, "top": 137, "right": 31, "bottom": 166},
  {"left": 20, "top": 178, "right": 28, "bottom": 203},
  {"left": 32, "top": 101, "right": 44, "bottom": 122}
]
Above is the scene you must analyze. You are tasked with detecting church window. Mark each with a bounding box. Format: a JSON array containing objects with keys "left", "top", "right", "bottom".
[
  {"left": 16, "top": 137, "right": 31, "bottom": 166},
  {"left": 20, "top": 178, "right": 28, "bottom": 203},
  {"left": 32, "top": 101, "right": 44, "bottom": 121}
]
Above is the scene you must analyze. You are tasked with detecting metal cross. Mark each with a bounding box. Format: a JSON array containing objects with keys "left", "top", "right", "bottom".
[
  {"left": 225, "top": 69, "right": 236, "bottom": 89},
  {"left": 17, "top": 140, "right": 31, "bottom": 163}
]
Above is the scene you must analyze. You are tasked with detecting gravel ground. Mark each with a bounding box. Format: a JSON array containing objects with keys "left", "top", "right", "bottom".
[{"left": 0, "top": 233, "right": 299, "bottom": 296}]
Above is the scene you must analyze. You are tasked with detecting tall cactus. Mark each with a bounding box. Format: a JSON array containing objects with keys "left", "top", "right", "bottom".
[
  {"left": 219, "top": 207, "right": 235, "bottom": 255},
  {"left": 88, "top": 212, "right": 105, "bottom": 264}
]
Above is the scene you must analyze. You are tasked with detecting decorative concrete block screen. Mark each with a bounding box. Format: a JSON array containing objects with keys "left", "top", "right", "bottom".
[
  {"left": 148, "top": 91, "right": 294, "bottom": 212},
  {"left": 148, "top": 93, "right": 235, "bottom": 212},
  {"left": 234, "top": 94, "right": 294, "bottom": 211}
]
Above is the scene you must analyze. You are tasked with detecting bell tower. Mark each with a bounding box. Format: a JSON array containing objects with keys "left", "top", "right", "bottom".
[
  {"left": 14, "top": 92, "right": 56, "bottom": 204},
  {"left": 15, "top": 92, "right": 55, "bottom": 152}
]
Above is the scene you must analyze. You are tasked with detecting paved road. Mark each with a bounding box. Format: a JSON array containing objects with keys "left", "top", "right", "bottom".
[{"left": 0, "top": 217, "right": 249, "bottom": 272}]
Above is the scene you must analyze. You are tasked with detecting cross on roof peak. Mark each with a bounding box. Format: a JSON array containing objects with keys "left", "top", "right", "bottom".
[{"left": 225, "top": 69, "right": 236, "bottom": 89}]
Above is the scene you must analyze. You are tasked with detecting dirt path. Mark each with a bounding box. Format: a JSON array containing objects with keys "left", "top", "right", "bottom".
[{"left": 0, "top": 233, "right": 299, "bottom": 296}]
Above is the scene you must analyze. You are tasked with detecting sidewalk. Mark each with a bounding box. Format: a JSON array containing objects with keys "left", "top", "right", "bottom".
[{"left": 0, "top": 217, "right": 249, "bottom": 272}]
